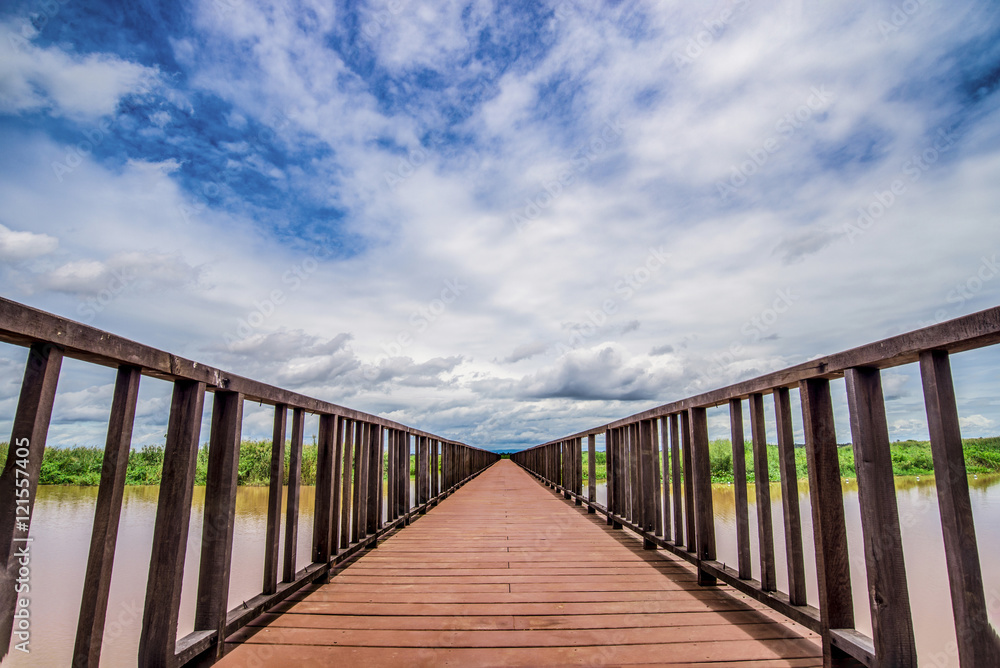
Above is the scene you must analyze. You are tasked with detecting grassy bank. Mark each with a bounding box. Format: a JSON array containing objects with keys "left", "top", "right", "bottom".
[{"left": 4, "top": 437, "right": 1000, "bottom": 486}]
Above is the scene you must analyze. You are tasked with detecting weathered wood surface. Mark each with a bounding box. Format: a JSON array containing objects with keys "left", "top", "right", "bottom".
[{"left": 219, "top": 461, "right": 820, "bottom": 667}]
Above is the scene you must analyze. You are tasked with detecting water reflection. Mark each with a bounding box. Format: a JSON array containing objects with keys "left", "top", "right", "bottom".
[{"left": 8, "top": 476, "right": 999, "bottom": 667}]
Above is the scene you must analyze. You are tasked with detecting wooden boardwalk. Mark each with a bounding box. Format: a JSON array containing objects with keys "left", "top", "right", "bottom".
[{"left": 220, "top": 460, "right": 821, "bottom": 667}]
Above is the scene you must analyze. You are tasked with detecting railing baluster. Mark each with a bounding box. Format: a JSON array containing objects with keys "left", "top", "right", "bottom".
[
  {"left": 774, "top": 387, "right": 807, "bottom": 605},
  {"left": 750, "top": 392, "right": 777, "bottom": 592},
  {"left": 351, "top": 421, "right": 365, "bottom": 542},
  {"left": 0, "top": 343, "right": 62, "bottom": 659},
  {"left": 356, "top": 422, "right": 370, "bottom": 539},
  {"left": 680, "top": 411, "right": 696, "bottom": 553},
  {"left": 640, "top": 420, "right": 656, "bottom": 547},
  {"left": 263, "top": 405, "right": 286, "bottom": 594},
  {"left": 139, "top": 379, "right": 205, "bottom": 667},
  {"left": 195, "top": 390, "right": 244, "bottom": 660},
  {"left": 729, "top": 398, "right": 752, "bottom": 580},
  {"left": 330, "top": 416, "right": 345, "bottom": 558},
  {"left": 845, "top": 366, "right": 916, "bottom": 667},
  {"left": 74, "top": 364, "right": 140, "bottom": 667},
  {"left": 312, "top": 413, "right": 336, "bottom": 568},
  {"left": 800, "top": 378, "right": 858, "bottom": 667},
  {"left": 651, "top": 422, "right": 662, "bottom": 535},
  {"left": 339, "top": 419, "right": 354, "bottom": 549},
  {"left": 402, "top": 432, "right": 411, "bottom": 518},
  {"left": 660, "top": 418, "right": 671, "bottom": 541},
  {"left": 629, "top": 424, "right": 639, "bottom": 524},
  {"left": 368, "top": 424, "right": 384, "bottom": 536},
  {"left": 282, "top": 408, "right": 304, "bottom": 583},
  {"left": 670, "top": 414, "right": 683, "bottom": 545},
  {"left": 606, "top": 428, "right": 616, "bottom": 526},
  {"left": 588, "top": 435, "right": 597, "bottom": 512},
  {"left": 919, "top": 350, "right": 1000, "bottom": 667},
  {"left": 430, "top": 439, "right": 439, "bottom": 502},
  {"left": 575, "top": 437, "right": 583, "bottom": 503},
  {"left": 689, "top": 407, "right": 717, "bottom": 585},
  {"left": 387, "top": 430, "right": 397, "bottom": 522}
]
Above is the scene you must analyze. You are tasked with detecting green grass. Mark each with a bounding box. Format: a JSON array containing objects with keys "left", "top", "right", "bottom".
[{"left": 4, "top": 436, "right": 1000, "bottom": 486}]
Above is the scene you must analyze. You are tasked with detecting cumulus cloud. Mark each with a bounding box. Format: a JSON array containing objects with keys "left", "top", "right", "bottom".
[
  {"left": 0, "top": 23, "right": 159, "bottom": 118},
  {"left": 0, "top": 223, "right": 57, "bottom": 261}
]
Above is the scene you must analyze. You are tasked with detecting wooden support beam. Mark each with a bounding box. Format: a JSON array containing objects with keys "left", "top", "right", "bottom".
[
  {"left": 919, "top": 350, "right": 1000, "bottom": 668},
  {"left": 194, "top": 391, "right": 244, "bottom": 660},
  {"left": 262, "top": 405, "right": 286, "bottom": 595},
  {"left": 689, "top": 407, "right": 716, "bottom": 585},
  {"left": 73, "top": 365, "right": 140, "bottom": 667},
  {"left": 139, "top": 379, "right": 205, "bottom": 667},
  {"left": 729, "top": 398, "right": 752, "bottom": 580},
  {"left": 774, "top": 387, "right": 807, "bottom": 606},
  {"left": 339, "top": 419, "right": 354, "bottom": 550},
  {"left": 845, "top": 367, "right": 916, "bottom": 667},
  {"left": 283, "top": 408, "right": 304, "bottom": 583},
  {"left": 750, "top": 393, "right": 777, "bottom": 592}
]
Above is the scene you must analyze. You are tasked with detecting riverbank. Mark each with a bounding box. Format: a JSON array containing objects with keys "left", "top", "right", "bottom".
[{"left": 3, "top": 437, "right": 999, "bottom": 485}]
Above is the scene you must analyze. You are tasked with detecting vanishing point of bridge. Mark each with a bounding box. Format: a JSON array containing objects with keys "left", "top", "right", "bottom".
[{"left": 1, "top": 296, "right": 999, "bottom": 667}]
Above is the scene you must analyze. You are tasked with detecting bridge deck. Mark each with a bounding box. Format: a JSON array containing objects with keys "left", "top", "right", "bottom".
[{"left": 220, "top": 460, "right": 821, "bottom": 667}]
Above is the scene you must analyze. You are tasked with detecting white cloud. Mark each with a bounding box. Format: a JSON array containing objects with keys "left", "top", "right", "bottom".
[
  {"left": 0, "top": 23, "right": 159, "bottom": 118},
  {"left": 0, "top": 223, "right": 57, "bottom": 261}
]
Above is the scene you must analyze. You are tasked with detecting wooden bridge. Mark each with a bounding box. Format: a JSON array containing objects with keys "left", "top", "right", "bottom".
[{"left": 0, "top": 296, "right": 999, "bottom": 666}]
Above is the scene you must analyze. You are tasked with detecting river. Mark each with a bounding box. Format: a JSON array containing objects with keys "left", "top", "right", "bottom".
[{"left": 5, "top": 475, "right": 998, "bottom": 666}]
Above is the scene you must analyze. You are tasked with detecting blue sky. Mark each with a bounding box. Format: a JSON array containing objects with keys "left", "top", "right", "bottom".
[{"left": 1, "top": 0, "right": 1000, "bottom": 451}]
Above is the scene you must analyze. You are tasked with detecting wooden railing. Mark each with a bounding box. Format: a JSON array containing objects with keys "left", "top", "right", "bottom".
[
  {"left": 513, "top": 306, "right": 1000, "bottom": 668},
  {"left": 0, "top": 297, "right": 498, "bottom": 666}
]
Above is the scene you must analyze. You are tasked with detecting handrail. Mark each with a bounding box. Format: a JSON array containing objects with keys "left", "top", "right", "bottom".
[
  {"left": 513, "top": 305, "right": 1000, "bottom": 668},
  {"left": 0, "top": 297, "right": 499, "bottom": 666}
]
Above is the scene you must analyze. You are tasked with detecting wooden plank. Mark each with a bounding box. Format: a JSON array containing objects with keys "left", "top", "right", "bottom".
[
  {"left": 659, "top": 418, "right": 671, "bottom": 541},
  {"left": 263, "top": 405, "right": 286, "bottom": 595},
  {"left": 352, "top": 420, "right": 365, "bottom": 542},
  {"left": 651, "top": 420, "right": 663, "bottom": 535},
  {"left": 844, "top": 367, "right": 916, "bottom": 667},
  {"left": 774, "top": 387, "right": 807, "bottom": 606},
  {"left": 356, "top": 421, "right": 370, "bottom": 539},
  {"left": 800, "top": 378, "right": 859, "bottom": 667},
  {"left": 73, "top": 365, "right": 140, "bottom": 667},
  {"left": 919, "top": 350, "right": 1000, "bottom": 667},
  {"left": 138, "top": 379, "right": 205, "bottom": 667},
  {"left": 750, "top": 393, "right": 777, "bottom": 592},
  {"left": 387, "top": 430, "right": 397, "bottom": 521},
  {"left": 283, "top": 408, "right": 304, "bottom": 583},
  {"left": 575, "top": 437, "right": 583, "bottom": 501},
  {"left": 689, "top": 407, "right": 716, "bottom": 585},
  {"left": 339, "top": 419, "right": 354, "bottom": 550},
  {"left": 220, "top": 461, "right": 820, "bottom": 667},
  {"left": 367, "top": 424, "right": 384, "bottom": 535},
  {"left": 639, "top": 421, "right": 654, "bottom": 536},
  {"left": 729, "top": 398, "right": 752, "bottom": 580},
  {"left": 194, "top": 390, "right": 244, "bottom": 661}
]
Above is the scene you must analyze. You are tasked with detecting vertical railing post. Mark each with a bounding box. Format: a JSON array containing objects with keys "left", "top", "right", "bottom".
[
  {"left": 402, "top": 433, "right": 411, "bottom": 521},
  {"left": 639, "top": 420, "right": 656, "bottom": 548},
  {"left": 139, "top": 379, "right": 205, "bottom": 667},
  {"left": 195, "top": 390, "right": 244, "bottom": 660},
  {"left": 680, "top": 411, "right": 696, "bottom": 553},
  {"left": 263, "top": 405, "right": 286, "bottom": 594},
  {"left": 0, "top": 343, "right": 62, "bottom": 659},
  {"left": 430, "top": 439, "right": 439, "bottom": 502},
  {"left": 339, "top": 419, "right": 354, "bottom": 549},
  {"left": 367, "top": 425, "right": 384, "bottom": 536},
  {"left": 282, "top": 408, "right": 304, "bottom": 582},
  {"left": 774, "top": 387, "right": 807, "bottom": 605},
  {"left": 689, "top": 407, "right": 716, "bottom": 585},
  {"left": 330, "top": 417, "right": 344, "bottom": 558},
  {"left": 669, "top": 414, "right": 683, "bottom": 544},
  {"left": 628, "top": 424, "right": 639, "bottom": 524},
  {"left": 73, "top": 365, "right": 141, "bottom": 667},
  {"left": 801, "top": 378, "right": 859, "bottom": 667},
  {"left": 356, "top": 422, "right": 370, "bottom": 540},
  {"left": 728, "top": 398, "right": 752, "bottom": 580},
  {"left": 651, "top": 421, "right": 663, "bottom": 536},
  {"left": 351, "top": 421, "right": 365, "bottom": 542},
  {"left": 312, "top": 414, "right": 336, "bottom": 570},
  {"left": 659, "top": 418, "right": 671, "bottom": 541},
  {"left": 387, "top": 430, "right": 397, "bottom": 523},
  {"left": 845, "top": 367, "right": 916, "bottom": 667},
  {"left": 587, "top": 434, "right": 597, "bottom": 512},
  {"left": 750, "top": 393, "right": 776, "bottom": 592},
  {"left": 919, "top": 349, "right": 1000, "bottom": 667}
]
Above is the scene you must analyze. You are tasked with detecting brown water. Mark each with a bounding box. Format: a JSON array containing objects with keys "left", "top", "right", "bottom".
[{"left": 4, "top": 477, "right": 997, "bottom": 666}]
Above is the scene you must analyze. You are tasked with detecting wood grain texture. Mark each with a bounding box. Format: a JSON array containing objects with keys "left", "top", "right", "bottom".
[
  {"left": 773, "top": 388, "right": 806, "bottom": 606},
  {"left": 728, "top": 398, "right": 752, "bottom": 581},
  {"left": 220, "top": 461, "right": 821, "bottom": 667},
  {"left": 749, "top": 393, "right": 777, "bottom": 593},
  {"left": 844, "top": 367, "right": 916, "bottom": 667},
  {"left": 263, "top": 405, "right": 286, "bottom": 594}
]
